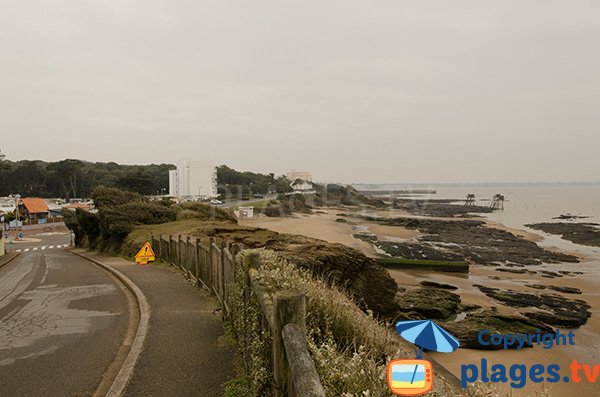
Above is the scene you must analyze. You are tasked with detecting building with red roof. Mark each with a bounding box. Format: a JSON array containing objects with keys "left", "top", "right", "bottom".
[{"left": 19, "top": 198, "right": 49, "bottom": 222}]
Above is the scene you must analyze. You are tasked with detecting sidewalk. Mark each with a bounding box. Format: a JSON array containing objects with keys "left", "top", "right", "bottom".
[{"left": 78, "top": 250, "right": 235, "bottom": 397}]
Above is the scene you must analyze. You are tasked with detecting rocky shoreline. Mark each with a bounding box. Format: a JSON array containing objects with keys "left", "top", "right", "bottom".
[
  {"left": 393, "top": 198, "right": 494, "bottom": 218},
  {"left": 343, "top": 200, "right": 593, "bottom": 349},
  {"left": 356, "top": 215, "right": 578, "bottom": 266},
  {"left": 526, "top": 222, "right": 600, "bottom": 247}
]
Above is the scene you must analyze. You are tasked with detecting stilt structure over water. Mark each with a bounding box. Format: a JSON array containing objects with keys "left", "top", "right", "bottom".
[
  {"left": 490, "top": 194, "right": 505, "bottom": 210},
  {"left": 465, "top": 194, "right": 476, "bottom": 206}
]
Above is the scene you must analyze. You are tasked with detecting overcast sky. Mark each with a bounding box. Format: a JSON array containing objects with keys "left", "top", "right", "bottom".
[{"left": 1, "top": 1, "right": 598, "bottom": 183}]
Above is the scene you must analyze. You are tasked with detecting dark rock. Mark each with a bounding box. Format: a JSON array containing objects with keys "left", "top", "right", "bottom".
[
  {"left": 539, "top": 270, "right": 563, "bottom": 278},
  {"left": 495, "top": 268, "right": 528, "bottom": 274},
  {"left": 376, "top": 241, "right": 465, "bottom": 262},
  {"left": 420, "top": 281, "right": 459, "bottom": 290},
  {"left": 443, "top": 310, "right": 554, "bottom": 349},
  {"left": 547, "top": 285, "right": 582, "bottom": 294},
  {"left": 552, "top": 214, "right": 589, "bottom": 220},
  {"left": 458, "top": 303, "right": 482, "bottom": 312},
  {"left": 526, "top": 284, "right": 547, "bottom": 290},
  {"left": 475, "top": 285, "right": 591, "bottom": 327},
  {"left": 393, "top": 199, "right": 493, "bottom": 218},
  {"left": 357, "top": 215, "right": 579, "bottom": 266},
  {"left": 526, "top": 222, "right": 600, "bottom": 248},
  {"left": 281, "top": 242, "right": 402, "bottom": 317},
  {"left": 395, "top": 288, "right": 461, "bottom": 319},
  {"left": 522, "top": 311, "right": 587, "bottom": 328}
]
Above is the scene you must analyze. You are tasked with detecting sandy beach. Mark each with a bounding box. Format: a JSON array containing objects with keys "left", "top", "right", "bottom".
[{"left": 240, "top": 206, "right": 600, "bottom": 396}]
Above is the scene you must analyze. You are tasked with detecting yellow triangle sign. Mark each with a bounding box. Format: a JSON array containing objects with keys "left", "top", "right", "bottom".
[{"left": 135, "top": 242, "right": 155, "bottom": 264}]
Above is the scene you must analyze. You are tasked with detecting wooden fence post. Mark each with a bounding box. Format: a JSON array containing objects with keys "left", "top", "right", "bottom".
[
  {"left": 195, "top": 238, "right": 200, "bottom": 286},
  {"left": 281, "top": 324, "right": 326, "bottom": 397},
  {"left": 273, "top": 293, "right": 306, "bottom": 397},
  {"left": 209, "top": 237, "right": 217, "bottom": 294},
  {"left": 150, "top": 235, "right": 156, "bottom": 258},
  {"left": 184, "top": 236, "right": 190, "bottom": 274},
  {"left": 170, "top": 235, "right": 175, "bottom": 264},
  {"left": 176, "top": 234, "right": 182, "bottom": 267}
]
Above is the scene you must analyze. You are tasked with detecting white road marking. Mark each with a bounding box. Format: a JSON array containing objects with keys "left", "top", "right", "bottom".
[{"left": 9, "top": 244, "right": 69, "bottom": 253}]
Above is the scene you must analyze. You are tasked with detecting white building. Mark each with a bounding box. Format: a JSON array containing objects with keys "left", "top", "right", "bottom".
[
  {"left": 291, "top": 179, "right": 315, "bottom": 192},
  {"left": 0, "top": 148, "right": 6, "bottom": 161},
  {"left": 169, "top": 160, "right": 217, "bottom": 199}
]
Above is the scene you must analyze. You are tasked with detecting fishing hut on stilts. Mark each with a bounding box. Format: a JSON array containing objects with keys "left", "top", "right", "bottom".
[
  {"left": 490, "top": 194, "right": 505, "bottom": 210},
  {"left": 465, "top": 194, "right": 476, "bottom": 206}
]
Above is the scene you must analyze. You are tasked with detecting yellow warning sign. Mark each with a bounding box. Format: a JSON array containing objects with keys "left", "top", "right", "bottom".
[{"left": 135, "top": 242, "right": 155, "bottom": 264}]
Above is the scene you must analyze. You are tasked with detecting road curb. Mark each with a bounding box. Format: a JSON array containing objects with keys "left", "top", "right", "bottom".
[
  {"left": 0, "top": 251, "right": 21, "bottom": 270},
  {"left": 67, "top": 249, "right": 150, "bottom": 397}
]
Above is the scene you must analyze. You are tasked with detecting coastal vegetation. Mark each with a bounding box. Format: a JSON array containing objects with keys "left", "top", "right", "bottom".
[{"left": 226, "top": 249, "right": 457, "bottom": 396}]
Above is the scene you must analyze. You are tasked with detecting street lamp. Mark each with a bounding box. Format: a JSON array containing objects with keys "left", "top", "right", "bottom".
[{"left": 14, "top": 194, "right": 20, "bottom": 232}]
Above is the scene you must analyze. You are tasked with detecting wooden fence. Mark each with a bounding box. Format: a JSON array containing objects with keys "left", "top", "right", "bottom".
[{"left": 150, "top": 235, "right": 325, "bottom": 397}]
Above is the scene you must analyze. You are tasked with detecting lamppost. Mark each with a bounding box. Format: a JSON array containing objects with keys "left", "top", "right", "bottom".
[{"left": 15, "top": 194, "right": 21, "bottom": 233}]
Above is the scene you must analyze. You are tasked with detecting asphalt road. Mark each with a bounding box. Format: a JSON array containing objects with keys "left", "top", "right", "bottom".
[{"left": 0, "top": 232, "right": 129, "bottom": 396}]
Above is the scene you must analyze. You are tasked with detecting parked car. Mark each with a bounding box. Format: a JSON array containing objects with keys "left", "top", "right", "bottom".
[{"left": 210, "top": 199, "right": 223, "bottom": 205}]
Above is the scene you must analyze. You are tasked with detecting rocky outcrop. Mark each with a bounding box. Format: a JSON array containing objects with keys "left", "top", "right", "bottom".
[
  {"left": 190, "top": 224, "right": 402, "bottom": 317},
  {"left": 280, "top": 242, "right": 401, "bottom": 316},
  {"left": 475, "top": 285, "right": 591, "bottom": 327},
  {"left": 394, "top": 288, "right": 461, "bottom": 319},
  {"left": 526, "top": 222, "right": 600, "bottom": 248},
  {"left": 394, "top": 199, "right": 493, "bottom": 218},
  {"left": 525, "top": 284, "right": 582, "bottom": 294},
  {"left": 443, "top": 310, "right": 554, "bottom": 349},
  {"left": 420, "top": 281, "right": 459, "bottom": 290},
  {"left": 358, "top": 215, "right": 579, "bottom": 266}
]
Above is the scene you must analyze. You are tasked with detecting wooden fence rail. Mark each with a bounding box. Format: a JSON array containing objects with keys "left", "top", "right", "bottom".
[{"left": 150, "top": 235, "right": 325, "bottom": 397}]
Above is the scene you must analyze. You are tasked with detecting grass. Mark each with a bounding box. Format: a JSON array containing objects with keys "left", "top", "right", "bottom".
[{"left": 377, "top": 258, "right": 469, "bottom": 273}]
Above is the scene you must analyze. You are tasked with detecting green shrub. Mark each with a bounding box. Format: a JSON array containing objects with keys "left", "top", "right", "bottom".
[
  {"left": 92, "top": 186, "right": 143, "bottom": 209},
  {"left": 75, "top": 209, "right": 101, "bottom": 248},
  {"left": 175, "top": 202, "right": 237, "bottom": 223},
  {"left": 100, "top": 202, "right": 177, "bottom": 239}
]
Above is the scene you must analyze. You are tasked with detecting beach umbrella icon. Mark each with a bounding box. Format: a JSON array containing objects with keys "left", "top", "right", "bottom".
[{"left": 395, "top": 320, "right": 460, "bottom": 358}]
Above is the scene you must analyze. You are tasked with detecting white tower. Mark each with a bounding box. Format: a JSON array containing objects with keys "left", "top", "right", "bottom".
[{"left": 0, "top": 148, "right": 5, "bottom": 161}]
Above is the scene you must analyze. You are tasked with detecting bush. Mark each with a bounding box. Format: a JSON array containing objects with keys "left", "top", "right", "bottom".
[
  {"left": 92, "top": 186, "right": 143, "bottom": 210},
  {"left": 175, "top": 202, "right": 237, "bottom": 223},
  {"left": 100, "top": 202, "right": 177, "bottom": 239},
  {"left": 75, "top": 209, "right": 101, "bottom": 248}
]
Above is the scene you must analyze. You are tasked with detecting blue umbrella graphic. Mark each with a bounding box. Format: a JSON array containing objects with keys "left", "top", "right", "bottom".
[{"left": 396, "top": 320, "right": 460, "bottom": 358}]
